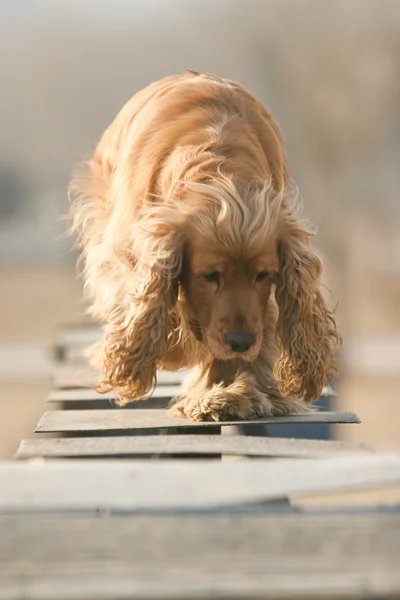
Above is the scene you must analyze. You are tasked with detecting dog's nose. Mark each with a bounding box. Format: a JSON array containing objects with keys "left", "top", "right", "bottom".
[{"left": 225, "top": 331, "right": 256, "bottom": 353}]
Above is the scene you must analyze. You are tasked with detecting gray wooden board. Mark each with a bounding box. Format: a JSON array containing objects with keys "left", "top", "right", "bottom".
[
  {"left": 1, "top": 512, "right": 400, "bottom": 599},
  {"left": 1, "top": 454, "right": 399, "bottom": 512},
  {"left": 47, "top": 385, "right": 182, "bottom": 403},
  {"left": 35, "top": 409, "right": 360, "bottom": 433},
  {"left": 52, "top": 364, "right": 187, "bottom": 388},
  {"left": 15, "top": 435, "right": 373, "bottom": 460}
]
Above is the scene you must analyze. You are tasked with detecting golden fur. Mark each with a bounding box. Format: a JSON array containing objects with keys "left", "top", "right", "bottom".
[{"left": 69, "top": 70, "right": 341, "bottom": 421}]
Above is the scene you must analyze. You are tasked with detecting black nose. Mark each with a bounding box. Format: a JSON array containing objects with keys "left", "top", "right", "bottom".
[{"left": 225, "top": 331, "right": 256, "bottom": 353}]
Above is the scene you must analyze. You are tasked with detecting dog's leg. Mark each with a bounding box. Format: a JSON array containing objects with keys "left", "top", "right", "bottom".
[{"left": 170, "top": 359, "right": 312, "bottom": 422}]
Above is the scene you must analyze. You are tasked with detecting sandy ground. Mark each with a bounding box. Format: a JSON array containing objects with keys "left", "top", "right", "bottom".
[{"left": 1, "top": 267, "right": 399, "bottom": 507}]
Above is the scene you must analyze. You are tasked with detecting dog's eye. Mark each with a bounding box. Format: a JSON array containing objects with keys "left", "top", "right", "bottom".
[
  {"left": 255, "top": 270, "right": 270, "bottom": 283},
  {"left": 203, "top": 271, "right": 220, "bottom": 283}
]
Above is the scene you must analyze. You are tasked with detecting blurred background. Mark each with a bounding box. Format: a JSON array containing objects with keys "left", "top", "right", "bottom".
[{"left": 0, "top": 0, "right": 399, "bottom": 466}]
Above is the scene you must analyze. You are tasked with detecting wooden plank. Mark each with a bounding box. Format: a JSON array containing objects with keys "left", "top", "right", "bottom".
[
  {"left": 35, "top": 409, "right": 360, "bottom": 433},
  {"left": 15, "top": 435, "right": 373, "bottom": 460},
  {"left": 52, "top": 364, "right": 187, "bottom": 388},
  {"left": 1, "top": 512, "right": 399, "bottom": 599},
  {"left": 1, "top": 454, "right": 399, "bottom": 512},
  {"left": 47, "top": 385, "right": 181, "bottom": 403}
]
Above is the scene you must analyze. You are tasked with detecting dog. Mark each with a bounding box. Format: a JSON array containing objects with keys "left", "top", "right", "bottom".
[{"left": 69, "top": 70, "right": 341, "bottom": 421}]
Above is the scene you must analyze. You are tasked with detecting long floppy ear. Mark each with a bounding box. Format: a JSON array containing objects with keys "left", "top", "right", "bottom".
[
  {"left": 274, "top": 222, "right": 342, "bottom": 402},
  {"left": 95, "top": 209, "right": 184, "bottom": 405}
]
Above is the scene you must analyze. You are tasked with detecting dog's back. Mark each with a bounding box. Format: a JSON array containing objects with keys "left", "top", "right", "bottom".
[{"left": 75, "top": 70, "right": 288, "bottom": 218}]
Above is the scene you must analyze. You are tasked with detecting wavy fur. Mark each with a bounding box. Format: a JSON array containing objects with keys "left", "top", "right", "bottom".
[{"left": 68, "top": 71, "right": 341, "bottom": 420}]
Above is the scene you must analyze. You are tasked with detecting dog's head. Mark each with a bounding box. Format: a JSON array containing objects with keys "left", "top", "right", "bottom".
[{"left": 179, "top": 182, "right": 280, "bottom": 362}]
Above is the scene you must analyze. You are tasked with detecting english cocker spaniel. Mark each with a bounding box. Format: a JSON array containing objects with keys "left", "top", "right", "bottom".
[{"left": 69, "top": 70, "right": 341, "bottom": 421}]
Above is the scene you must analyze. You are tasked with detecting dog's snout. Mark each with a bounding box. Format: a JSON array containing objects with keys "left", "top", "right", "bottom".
[{"left": 225, "top": 331, "right": 256, "bottom": 353}]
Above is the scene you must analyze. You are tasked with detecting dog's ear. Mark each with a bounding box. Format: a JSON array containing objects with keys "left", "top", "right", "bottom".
[
  {"left": 273, "top": 227, "right": 341, "bottom": 401},
  {"left": 96, "top": 210, "right": 184, "bottom": 404},
  {"left": 98, "top": 263, "right": 179, "bottom": 404}
]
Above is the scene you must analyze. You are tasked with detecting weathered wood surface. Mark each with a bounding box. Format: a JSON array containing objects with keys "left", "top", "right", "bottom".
[
  {"left": 1, "top": 512, "right": 400, "bottom": 599},
  {"left": 35, "top": 409, "right": 360, "bottom": 433},
  {"left": 47, "top": 385, "right": 181, "bottom": 403},
  {"left": 15, "top": 435, "right": 373, "bottom": 460},
  {"left": 1, "top": 454, "right": 399, "bottom": 511},
  {"left": 52, "top": 364, "right": 187, "bottom": 388}
]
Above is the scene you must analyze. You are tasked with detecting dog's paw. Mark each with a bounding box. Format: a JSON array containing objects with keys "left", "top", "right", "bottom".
[
  {"left": 169, "top": 392, "right": 274, "bottom": 422},
  {"left": 169, "top": 395, "right": 219, "bottom": 421}
]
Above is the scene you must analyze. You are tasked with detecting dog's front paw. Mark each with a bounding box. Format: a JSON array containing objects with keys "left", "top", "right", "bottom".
[
  {"left": 169, "top": 391, "right": 273, "bottom": 422},
  {"left": 169, "top": 395, "right": 219, "bottom": 421}
]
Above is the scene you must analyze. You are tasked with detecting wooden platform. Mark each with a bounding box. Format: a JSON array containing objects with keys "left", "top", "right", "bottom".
[
  {"left": 16, "top": 434, "right": 373, "bottom": 459},
  {"left": 3, "top": 322, "right": 400, "bottom": 600},
  {"left": 35, "top": 408, "right": 360, "bottom": 434},
  {"left": 4, "top": 454, "right": 400, "bottom": 512}
]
